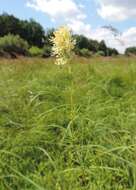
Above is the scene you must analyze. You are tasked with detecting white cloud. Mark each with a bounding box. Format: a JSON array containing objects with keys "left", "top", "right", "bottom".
[
  {"left": 68, "top": 23, "right": 136, "bottom": 53},
  {"left": 68, "top": 20, "right": 92, "bottom": 37},
  {"left": 26, "top": 0, "right": 86, "bottom": 22},
  {"left": 90, "top": 28, "right": 125, "bottom": 53},
  {"left": 97, "top": 0, "right": 136, "bottom": 21},
  {"left": 88, "top": 27, "right": 136, "bottom": 53},
  {"left": 26, "top": 0, "right": 136, "bottom": 53}
]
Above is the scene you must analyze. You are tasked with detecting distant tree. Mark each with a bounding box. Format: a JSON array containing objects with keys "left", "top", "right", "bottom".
[
  {"left": 107, "top": 47, "right": 119, "bottom": 56},
  {"left": 0, "top": 14, "right": 45, "bottom": 47},
  {"left": 98, "top": 40, "right": 107, "bottom": 56},
  {"left": 19, "top": 19, "right": 45, "bottom": 47},
  {"left": 73, "top": 34, "right": 119, "bottom": 57},
  {"left": 88, "top": 39, "right": 99, "bottom": 52},
  {"left": 125, "top": 47, "right": 136, "bottom": 56},
  {"left": 74, "top": 35, "right": 100, "bottom": 54},
  {"left": 0, "top": 13, "right": 21, "bottom": 36},
  {"left": 74, "top": 35, "right": 90, "bottom": 50},
  {"left": 44, "top": 28, "right": 55, "bottom": 46},
  {"left": 42, "top": 28, "right": 55, "bottom": 57},
  {"left": 0, "top": 13, "right": 119, "bottom": 57}
]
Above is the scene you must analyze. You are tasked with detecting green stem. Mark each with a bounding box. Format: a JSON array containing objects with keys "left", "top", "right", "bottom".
[{"left": 68, "top": 65, "right": 73, "bottom": 120}]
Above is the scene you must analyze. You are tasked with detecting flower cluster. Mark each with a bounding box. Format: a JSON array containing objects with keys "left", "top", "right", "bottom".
[{"left": 51, "top": 26, "right": 75, "bottom": 65}]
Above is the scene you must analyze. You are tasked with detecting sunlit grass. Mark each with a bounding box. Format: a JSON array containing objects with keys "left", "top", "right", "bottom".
[{"left": 0, "top": 57, "right": 136, "bottom": 189}]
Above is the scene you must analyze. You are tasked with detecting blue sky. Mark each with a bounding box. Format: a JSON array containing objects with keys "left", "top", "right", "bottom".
[
  {"left": 0, "top": 0, "right": 135, "bottom": 31},
  {"left": 0, "top": 0, "right": 136, "bottom": 52}
]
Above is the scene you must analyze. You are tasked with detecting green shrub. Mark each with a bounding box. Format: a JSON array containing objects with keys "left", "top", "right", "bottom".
[
  {"left": 0, "top": 34, "right": 29, "bottom": 56},
  {"left": 75, "top": 48, "right": 92, "bottom": 57},
  {"left": 95, "top": 50, "right": 105, "bottom": 57},
  {"left": 42, "top": 46, "right": 52, "bottom": 58},
  {"left": 29, "top": 46, "right": 43, "bottom": 57}
]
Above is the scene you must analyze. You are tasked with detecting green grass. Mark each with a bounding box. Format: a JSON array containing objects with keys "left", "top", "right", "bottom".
[{"left": 0, "top": 57, "right": 136, "bottom": 190}]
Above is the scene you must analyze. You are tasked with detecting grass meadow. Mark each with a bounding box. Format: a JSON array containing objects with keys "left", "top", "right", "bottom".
[{"left": 0, "top": 57, "right": 136, "bottom": 190}]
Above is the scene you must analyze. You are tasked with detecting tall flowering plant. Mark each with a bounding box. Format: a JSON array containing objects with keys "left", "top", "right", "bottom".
[{"left": 51, "top": 26, "right": 75, "bottom": 65}]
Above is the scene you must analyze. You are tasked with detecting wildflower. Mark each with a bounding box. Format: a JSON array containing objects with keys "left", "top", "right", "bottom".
[{"left": 51, "top": 26, "right": 75, "bottom": 65}]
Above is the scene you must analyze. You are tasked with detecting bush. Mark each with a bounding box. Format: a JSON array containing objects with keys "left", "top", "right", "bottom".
[
  {"left": 29, "top": 46, "right": 43, "bottom": 57},
  {"left": 42, "top": 46, "right": 52, "bottom": 58},
  {"left": 75, "top": 48, "right": 92, "bottom": 57},
  {"left": 0, "top": 34, "right": 29, "bottom": 56},
  {"left": 95, "top": 50, "right": 105, "bottom": 57}
]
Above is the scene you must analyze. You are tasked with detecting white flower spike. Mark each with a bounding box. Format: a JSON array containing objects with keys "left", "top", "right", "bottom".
[{"left": 51, "top": 26, "right": 75, "bottom": 65}]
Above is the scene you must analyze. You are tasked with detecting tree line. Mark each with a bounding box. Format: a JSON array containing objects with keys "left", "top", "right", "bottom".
[{"left": 2, "top": 13, "right": 135, "bottom": 58}]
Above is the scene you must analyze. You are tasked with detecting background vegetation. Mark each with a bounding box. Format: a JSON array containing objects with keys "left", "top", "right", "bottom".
[
  {"left": 0, "top": 57, "right": 136, "bottom": 190},
  {"left": 0, "top": 13, "right": 120, "bottom": 58},
  {"left": 125, "top": 47, "right": 136, "bottom": 56},
  {"left": 0, "top": 34, "right": 29, "bottom": 57}
]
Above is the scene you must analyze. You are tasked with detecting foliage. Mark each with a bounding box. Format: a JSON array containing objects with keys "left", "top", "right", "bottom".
[
  {"left": 98, "top": 40, "right": 107, "bottom": 56},
  {"left": 107, "top": 47, "right": 119, "bottom": 56},
  {"left": 125, "top": 47, "right": 136, "bottom": 56},
  {"left": 0, "top": 57, "right": 136, "bottom": 189},
  {"left": 74, "top": 35, "right": 119, "bottom": 57},
  {"left": 20, "top": 19, "right": 45, "bottom": 47},
  {"left": 44, "top": 28, "right": 55, "bottom": 47},
  {"left": 29, "top": 46, "right": 43, "bottom": 57},
  {"left": 74, "top": 35, "right": 90, "bottom": 50},
  {"left": 51, "top": 26, "right": 75, "bottom": 65},
  {"left": 0, "top": 34, "right": 29, "bottom": 55},
  {"left": 95, "top": 50, "right": 105, "bottom": 56},
  {"left": 42, "top": 45, "right": 52, "bottom": 58},
  {"left": 95, "top": 48, "right": 119, "bottom": 57},
  {"left": 0, "top": 13, "right": 21, "bottom": 36},
  {"left": 75, "top": 48, "right": 92, "bottom": 57},
  {"left": 0, "top": 13, "right": 119, "bottom": 57},
  {"left": 0, "top": 13, "right": 45, "bottom": 47},
  {"left": 74, "top": 35, "right": 99, "bottom": 53}
]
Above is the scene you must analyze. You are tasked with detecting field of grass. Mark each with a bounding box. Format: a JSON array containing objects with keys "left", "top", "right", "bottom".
[{"left": 0, "top": 57, "right": 136, "bottom": 190}]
